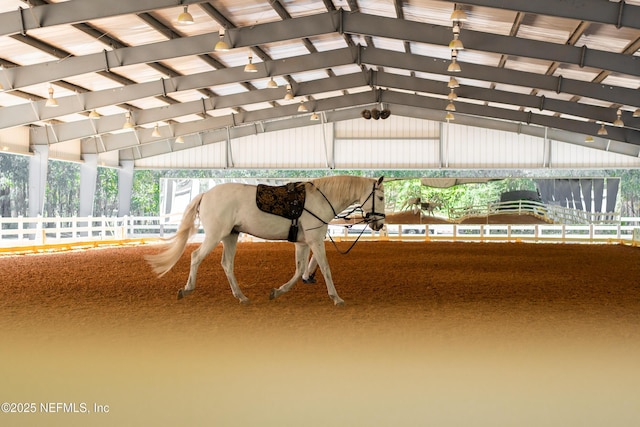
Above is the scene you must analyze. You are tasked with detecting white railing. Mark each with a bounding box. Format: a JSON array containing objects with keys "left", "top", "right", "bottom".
[
  {"left": 1, "top": 215, "right": 640, "bottom": 250},
  {"left": 448, "top": 200, "right": 621, "bottom": 225}
]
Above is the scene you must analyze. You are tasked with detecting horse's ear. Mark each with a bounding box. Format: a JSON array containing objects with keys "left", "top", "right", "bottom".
[{"left": 377, "top": 176, "right": 384, "bottom": 185}]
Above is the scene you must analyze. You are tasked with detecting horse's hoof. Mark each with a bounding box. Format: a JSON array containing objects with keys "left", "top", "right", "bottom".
[
  {"left": 269, "top": 288, "right": 277, "bottom": 300},
  {"left": 177, "top": 289, "right": 184, "bottom": 300},
  {"left": 302, "top": 276, "right": 316, "bottom": 284},
  {"left": 239, "top": 298, "right": 250, "bottom": 305},
  {"left": 335, "top": 301, "right": 345, "bottom": 307}
]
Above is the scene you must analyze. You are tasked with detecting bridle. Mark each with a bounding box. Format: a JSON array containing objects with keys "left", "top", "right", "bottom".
[
  {"left": 362, "top": 181, "right": 386, "bottom": 225},
  {"left": 304, "top": 180, "right": 386, "bottom": 254}
]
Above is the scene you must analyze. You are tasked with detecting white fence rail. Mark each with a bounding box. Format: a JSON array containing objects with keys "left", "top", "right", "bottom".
[
  {"left": 2, "top": 215, "right": 640, "bottom": 250},
  {"left": 448, "top": 200, "right": 621, "bottom": 225}
]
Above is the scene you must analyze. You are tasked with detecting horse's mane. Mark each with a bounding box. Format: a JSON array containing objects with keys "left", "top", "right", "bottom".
[{"left": 308, "top": 175, "right": 373, "bottom": 203}]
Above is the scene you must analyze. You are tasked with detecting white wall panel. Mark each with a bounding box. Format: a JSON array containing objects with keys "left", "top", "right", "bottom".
[
  {"left": 443, "top": 124, "right": 545, "bottom": 169},
  {"left": 335, "top": 115, "right": 440, "bottom": 139},
  {"left": 0, "top": 126, "right": 30, "bottom": 155},
  {"left": 550, "top": 141, "right": 640, "bottom": 169},
  {"left": 49, "top": 139, "right": 82, "bottom": 162},
  {"left": 230, "top": 124, "right": 331, "bottom": 169},
  {"left": 335, "top": 138, "right": 441, "bottom": 169},
  {"left": 132, "top": 117, "right": 640, "bottom": 170},
  {"left": 135, "top": 141, "right": 227, "bottom": 169}
]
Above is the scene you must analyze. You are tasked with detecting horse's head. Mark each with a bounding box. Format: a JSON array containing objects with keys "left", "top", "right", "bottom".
[{"left": 362, "top": 176, "right": 386, "bottom": 231}]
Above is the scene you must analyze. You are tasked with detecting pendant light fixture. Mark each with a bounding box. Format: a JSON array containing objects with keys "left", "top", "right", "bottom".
[
  {"left": 152, "top": 123, "right": 161, "bottom": 138},
  {"left": 267, "top": 77, "right": 278, "bottom": 88},
  {"left": 284, "top": 84, "right": 294, "bottom": 100},
  {"left": 214, "top": 29, "right": 230, "bottom": 51},
  {"left": 448, "top": 50, "right": 461, "bottom": 72},
  {"left": 177, "top": 6, "right": 194, "bottom": 25},
  {"left": 122, "top": 111, "right": 134, "bottom": 130},
  {"left": 45, "top": 85, "right": 58, "bottom": 107},
  {"left": 597, "top": 123, "right": 608, "bottom": 136},
  {"left": 88, "top": 110, "right": 101, "bottom": 120},
  {"left": 613, "top": 109, "right": 624, "bottom": 127},
  {"left": 244, "top": 53, "right": 258, "bottom": 72}
]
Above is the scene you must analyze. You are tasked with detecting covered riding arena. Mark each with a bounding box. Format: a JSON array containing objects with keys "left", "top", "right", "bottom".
[
  {"left": 1, "top": 240, "right": 639, "bottom": 425},
  {"left": 1, "top": 0, "right": 640, "bottom": 426}
]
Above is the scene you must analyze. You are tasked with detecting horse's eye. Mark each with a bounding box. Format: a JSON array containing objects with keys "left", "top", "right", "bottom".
[{"left": 378, "top": 196, "right": 384, "bottom": 201}]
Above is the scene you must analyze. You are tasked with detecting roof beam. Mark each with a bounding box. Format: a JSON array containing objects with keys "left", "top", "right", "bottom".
[
  {"left": 30, "top": 69, "right": 639, "bottom": 145},
  {"left": 73, "top": 86, "right": 639, "bottom": 156},
  {"left": 439, "top": 0, "right": 640, "bottom": 30},
  {"left": 6, "top": 46, "right": 638, "bottom": 131},
  {"left": 1, "top": 0, "right": 637, "bottom": 39},
  {"left": 0, "top": 0, "right": 205, "bottom": 37},
  {"left": 4, "top": 10, "right": 638, "bottom": 92}
]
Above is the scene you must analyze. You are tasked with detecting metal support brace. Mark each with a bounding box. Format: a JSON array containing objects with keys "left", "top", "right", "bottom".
[
  {"left": 556, "top": 75, "right": 563, "bottom": 94},
  {"left": 338, "top": 8, "right": 344, "bottom": 34},
  {"left": 225, "top": 126, "right": 234, "bottom": 168},
  {"left": 617, "top": 0, "right": 625, "bottom": 29},
  {"left": 160, "top": 78, "right": 167, "bottom": 97},
  {"left": 538, "top": 95, "right": 546, "bottom": 111},
  {"left": 103, "top": 49, "right": 110, "bottom": 73},
  {"left": 18, "top": 7, "right": 26, "bottom": 36},
  {"left": 526, "top": 111, "right": 532, "bottom": 125},
  {"left": 201, "top": 97, "right": 207, "bottom": 116},
  {"left": 579, "top": 45, "right": 587, "bottom": 68}
]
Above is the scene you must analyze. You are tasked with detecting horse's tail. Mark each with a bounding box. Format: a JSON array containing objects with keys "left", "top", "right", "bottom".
[{"left": 145, "top": 193, "right": 205, "bottom": 277}]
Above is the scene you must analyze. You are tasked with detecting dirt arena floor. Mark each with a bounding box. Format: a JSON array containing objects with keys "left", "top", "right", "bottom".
[{"left": 1, "top": 240, "right": 639, "bottom": 426}]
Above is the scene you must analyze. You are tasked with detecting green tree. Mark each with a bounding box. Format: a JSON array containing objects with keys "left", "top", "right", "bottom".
[
  {"left": 44, "top": 160, "right": 80, "bottom": 217},
  {"left": 94, "top": 167, "right": 119, "bottom": 216}
]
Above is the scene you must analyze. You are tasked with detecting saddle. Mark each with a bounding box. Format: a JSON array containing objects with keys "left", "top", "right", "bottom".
[{"left": 256, "top": 182, "right": 306, "bottom": 242}]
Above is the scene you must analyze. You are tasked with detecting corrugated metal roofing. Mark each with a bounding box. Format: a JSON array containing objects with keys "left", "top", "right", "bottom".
[{"left": 0, "top": 0, "right": 638, "bottom": 166}]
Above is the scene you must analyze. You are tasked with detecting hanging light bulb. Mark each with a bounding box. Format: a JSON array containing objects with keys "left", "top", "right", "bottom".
[
  {"left": 88, "top": 110, "right": 101, "bottom": 120},
  {"left": 597, "top": 123, "right": 608, "bottom": 136},
  {"left": 177, "top": 5, "right": 194, "bottom": 25},
  {"left": 446, "top": 101, "right": 456, "bottom": 112},
  {"left": 448, "top": 49, "right": 461, "bottom": 72},
  {"left": 613, "top": 109, "right": 624, "bottom": 127},
  {"left": 45, "top": 85, "right": 58, "bottom": 107},
  {"left": 584, "top": 135, "right": 594, "bottom": 143},
  {"left": 310, "top": 112, "right": 320, "bottom": 121},
  {"left": 450, "top": 7, "right": 468, "bottom": 22},
  {"left": 284, "top": 84, "right": 294, "bottom": 100},
  {"left": 297, "top": 100, "right": 308, "bottom": 113},
  {"left": 244, "top": 53, "right": 258, "bottom": 72},
  {"left": 122, "top": 111, "right": 134, "bottom": 130},
  {"left": 447, "top": 88, "right": 458, "bottom": 100},
  {"left": 445, "top": 112, "right": 455, "bottom": 122},
  {"left": 449, "top": 24, "right": 464, "bottom": 50},
  {"left": 448, "top": 76, "right": 460, "bottom": 88},
  {"left": 152, "top": 123, "right": 161, "bottom": 138},
  {"left": 175, "top": 135, "right": 185, "bottom": 143},
  {"left": 214, "top": 29, "right": 230, "bottom": 51},
  {"left": 267, "top": 77, "right": 278, "bottom": 88},
  {"left": 633, "top": 108, "right": 640, "bottom": 118}
]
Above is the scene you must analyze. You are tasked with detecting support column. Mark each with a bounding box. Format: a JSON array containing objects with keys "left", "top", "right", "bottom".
[
  {"left": 118, "top": 160, "right": 135, "bottom": 216},
  {"left": 79, "top": 153, "right": 98, "bottom": 217},
  {"left": 28, "top": 145, "right": 49, "bottom": 217}
]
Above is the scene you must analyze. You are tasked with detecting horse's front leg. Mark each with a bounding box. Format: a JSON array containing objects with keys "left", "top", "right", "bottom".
[
  {"left": 308, "top": 241, "right": 344, "bottom": 306},
  {"left": 270, "top": 243, "right": 309, "bottom": 300},
  {"left": 302, "top": 254, "right": 318, "bottom": 284}
]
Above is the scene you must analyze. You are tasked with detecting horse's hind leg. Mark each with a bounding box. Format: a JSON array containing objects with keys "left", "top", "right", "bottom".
[
  {"left": 178, "top": 235, "right": 220, "bottom": 299},
  {"left": 270, "top": 243, "right": 309, "bottom": 300},
  {"left": 220, "top": 232, "right": 249, "bottom": 304}
]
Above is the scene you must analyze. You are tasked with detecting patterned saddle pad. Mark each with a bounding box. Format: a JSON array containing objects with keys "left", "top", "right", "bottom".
[{"left": 256, "top": 182, "right": 306, "bottom": 220}]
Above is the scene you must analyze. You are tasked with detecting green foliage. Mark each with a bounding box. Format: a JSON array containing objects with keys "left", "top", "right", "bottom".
[
  {"left": 44, "top": 160, "right": 80, "bottom": 216},
  {"left": 94, "top": 167, "right": 119, "bottom": 216},
  {"left": 0, "top": 153, "right": 29, "bottom": 216}
]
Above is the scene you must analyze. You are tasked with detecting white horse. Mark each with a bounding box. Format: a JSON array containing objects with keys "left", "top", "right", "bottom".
[{"left": 146, "top": 175, "right": 385, "bottom": 306}]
